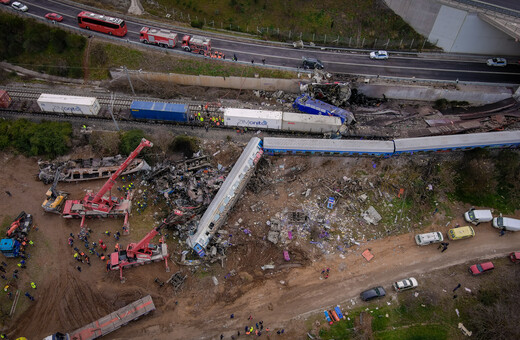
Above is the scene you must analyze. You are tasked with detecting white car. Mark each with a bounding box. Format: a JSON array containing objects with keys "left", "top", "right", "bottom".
[
  {"left": 393, "top": 277, "right": 418, "bottom": 292},
  {"left": 370, "top": 50, "right": 388, "bottom": 60},
  {"left": 486, "top": 58, "right": 507, "bottom": 67},
  {"left": 11, "top": 1, "right": 28, "bottom": 11}
]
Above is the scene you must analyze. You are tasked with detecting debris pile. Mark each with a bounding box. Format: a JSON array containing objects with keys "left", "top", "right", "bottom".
[
  {"left": 166, "top": 271, "right": 187, "bottom": 291},
  {"left": 302, "top": 82, "right": 352, "bottom": 107},
  {"left": 245, "top": 159, "right": 420, "bottom": 258},
  {"left": 141, "top": 153, "right": 239, "bottom": 264}
]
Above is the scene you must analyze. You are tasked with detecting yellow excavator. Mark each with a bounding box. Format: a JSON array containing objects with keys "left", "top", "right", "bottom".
[{"left": 42, "top": 167, "right": 68, "bottom": 214}]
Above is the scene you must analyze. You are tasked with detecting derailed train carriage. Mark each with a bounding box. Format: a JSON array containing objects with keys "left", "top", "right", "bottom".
[{"left": 262, "top": 130, "right": 520, "bottom": 155}]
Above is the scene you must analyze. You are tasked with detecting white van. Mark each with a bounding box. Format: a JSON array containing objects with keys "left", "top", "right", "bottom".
[
  {"left": 464, "top": 208, "right": 493, "bottom": 225},
  {"left": 415, "top": 232, "right": 444, "bottom": 246},
  {"left": 492, "top": 216, "right": 520, "bottom": 232}
]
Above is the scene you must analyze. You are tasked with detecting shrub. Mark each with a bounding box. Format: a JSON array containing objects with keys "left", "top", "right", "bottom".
[
  {"left": 190, "top": 19, "right": 204, "bottom": 29},
  {"left": 170, "top": 135, "right": 199, "bottom": 157}
]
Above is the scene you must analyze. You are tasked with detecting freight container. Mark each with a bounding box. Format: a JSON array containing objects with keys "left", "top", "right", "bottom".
[
  {"left": 0, "top": 90, "right": 12, "bottom": 108},
  {"left": 130, "top": 101, "right": 188, "bottom": 122},
  {"left": 293, "top": 94, "right": 356, "bottom": 125},
  {"left": 223, "top": 108, "right": 282, "bottom": 130},
  {"left": 37, "top": 94, "right": 100, "bottom": 115},
  {"left": 282, "top": 112, "right": 342, "bottom": 133}
]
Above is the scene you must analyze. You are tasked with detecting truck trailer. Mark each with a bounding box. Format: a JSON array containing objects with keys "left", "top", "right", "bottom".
[
  {"left": 37, "top": 94, "right": 101, "bottom": 115},
  {"left": 223, "top": 108, "right": 282, "bottom": 130},
  {"left": 44, "top": 295, "right": 155, "bottom": 340},
  {"left": 140, "top": 27, "right": 178, "bottom": 48},
  {"left": 282, "top": 111, "right": 342, "bottom": 133}
]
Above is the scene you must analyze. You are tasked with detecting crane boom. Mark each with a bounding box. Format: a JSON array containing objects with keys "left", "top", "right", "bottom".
[
  {"left": 126, "top": 209, "right": 185, "bottom": 257},
  {"left": 92, "top": 138, "right": 152, "bottom": 204}
]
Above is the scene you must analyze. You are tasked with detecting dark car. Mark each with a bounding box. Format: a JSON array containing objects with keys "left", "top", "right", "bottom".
[
  {"left": 360, "top": 286, "right": 386, "bottom": 301},
  {"left": 469, "top": 261, "right": 494, "bottom": 275},
  {"left": 302, "top": 57, "right": 324, "bottom": 70}
]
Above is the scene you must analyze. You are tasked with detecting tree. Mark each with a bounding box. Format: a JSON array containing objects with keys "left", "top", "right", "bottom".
[
  {"left": 119, "top": 129, "right": 147, "bottom": 155},
  {"left": 50, "top": 29, "right": 67, "bottom": 53}
]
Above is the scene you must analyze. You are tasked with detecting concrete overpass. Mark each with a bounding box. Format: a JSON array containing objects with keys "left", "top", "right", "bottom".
[{"left": 384, "top": 0, "right": 520, "bottom": 55}]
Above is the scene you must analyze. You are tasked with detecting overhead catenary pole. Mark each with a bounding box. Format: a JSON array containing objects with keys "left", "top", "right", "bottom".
[
  {"left": 123, "top": 66, "right": 136, "bottom": 96},
  {"left": 109, "top": 92, "right": 120, "bottom": 131}
]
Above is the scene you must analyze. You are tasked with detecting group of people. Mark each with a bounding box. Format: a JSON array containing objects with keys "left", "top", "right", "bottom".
[
  {"left": 218, "top": 314, "right": 285, "bottom": 339},
  {"left": 69, "top": 227, "right": 122, "bottom": 272},
  {"left": 205, "top": 51, "right": 226, "bottom": 59},
  {"left": 2, "top": 259, "right": 37, "bottom": 303}
]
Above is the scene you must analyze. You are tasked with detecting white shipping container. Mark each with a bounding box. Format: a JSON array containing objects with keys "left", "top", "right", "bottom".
[
  {"left": 282, "top": 112, "right": 342, "bottom": 133},
  {"left": 224, "top": 108, "right": 282, "bottom": 130},
  {"left": 37, "top": 94, "right": 101, "bottom": 115}
]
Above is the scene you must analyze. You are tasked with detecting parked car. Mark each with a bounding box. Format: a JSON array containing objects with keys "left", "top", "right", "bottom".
[
  {"left": 302, "top": 57, "right": 324, "bottom": 70},
  {"left": 393, "top": 277, "right": 418, "bottom": 292},
  {"left": 492, "top": 216, "right": 520, "bottom": 231},
  {"left": 447, "top": 226, "right": 475, "bottom": 240},
  {"left": 464, "top": 208, "right": 492, "bottom": 225},
  {"left": 469, "top": 261, "right": 494, "bottom": 275},
  {"left": 45, "top": 13, "right": 63, "bottom": 22},
  {"left": 370, "top": 50, "right": 388, "bottom": 60},
  {"left": 360, "top": 286, "right": 386, "bottom": 301},
  {"left": 509, "top": 252, "right": 520, "bottom": 263},
  {"left": 0, "top": 0, "right": 11, "bottom": 5},
  {"left": 11, "top": 1, "right": 27, "bottom": 11},
  {"left": 486, "top": 58, "right": 507, "bottom": 67},
  {"left": 415, "top": 231, "right": 443, "bottom": 246}
]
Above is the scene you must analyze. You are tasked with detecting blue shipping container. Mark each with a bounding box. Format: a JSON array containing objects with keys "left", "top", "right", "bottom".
[{"left": 130, "top": 101, "right": 189, "bottom": 122}]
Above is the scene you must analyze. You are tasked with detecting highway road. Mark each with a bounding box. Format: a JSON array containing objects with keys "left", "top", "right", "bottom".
[{"left": 5, "top": 0, "right": 520, "bottom": 84}]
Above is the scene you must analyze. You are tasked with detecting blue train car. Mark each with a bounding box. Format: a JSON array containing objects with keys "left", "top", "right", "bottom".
[
  {"left": 130, "top": 101, "right": 189, "bottom": 122},
  {"left": 293, "top": 94, "right": 356, "bottom": 125}
]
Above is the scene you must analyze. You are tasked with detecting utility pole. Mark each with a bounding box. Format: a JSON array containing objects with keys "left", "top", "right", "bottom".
[
  {"left": 123, "top": 66, "right": 136, "bottom": 96},
  {"left": 109, "top": 92, "right": 120, "bottom": 131}
]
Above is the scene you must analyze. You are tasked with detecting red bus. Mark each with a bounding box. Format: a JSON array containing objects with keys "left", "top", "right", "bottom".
[{"left": 77, "top": 11, "right": 127, "bottom": 37}]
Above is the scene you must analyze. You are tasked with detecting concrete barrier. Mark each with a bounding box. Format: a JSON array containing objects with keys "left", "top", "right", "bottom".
[{"left": 114, "top": 69, "right": 302, "bottom": 93}]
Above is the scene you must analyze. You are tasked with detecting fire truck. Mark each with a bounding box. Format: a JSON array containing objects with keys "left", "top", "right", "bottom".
[
  {"left": 181, "top": 35, "right": 211, "bottom": 54},
  {"left": 140, "top": 27, "right": 178, "bottom": 48}
]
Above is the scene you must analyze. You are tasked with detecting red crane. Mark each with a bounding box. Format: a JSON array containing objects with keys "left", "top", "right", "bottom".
[
  {"left": 108, "top": 208, "right": 199, "bottom": 282},
  {"left": 62, "top": 138, "right": 153, "bottom": 230}
]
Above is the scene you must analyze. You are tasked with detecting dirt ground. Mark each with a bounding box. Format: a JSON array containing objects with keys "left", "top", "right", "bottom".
[{"left": 1, "top": 144, "right": 520, "bottom": 340}]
